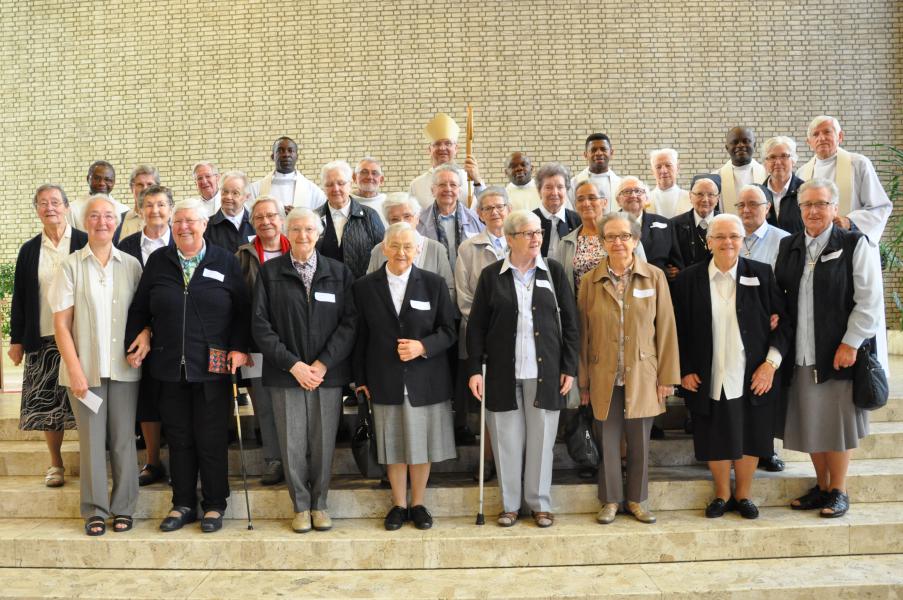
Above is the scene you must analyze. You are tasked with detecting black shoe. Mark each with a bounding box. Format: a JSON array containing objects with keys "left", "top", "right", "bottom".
[
  {"left": 410, "top": 505, "right": 433, "bottom": 530},
  {"left": 650, "top": 425, "right": 665, "bottom": 440},
  {"left": 159, "top": 506, "right": 197, "bottom": 532},
  {"left": 820, "top": 489, "right": 850, "bottom": 518},
  {"left": 200, "top": 511, "right": 224, "bottom": 533},
  {"left": 734, "top": 498, "right": 759, "bottom": 519},
  {"left": 758, "top": 454, "right": 785, "bottom": 472},
  {"left": 236, "top": 392, "right": 250, "bottom": 407},
  {"left": 384, "top": 506, "right": 409, "bottom": 531},
  {"left": 577, "top": 466, "right": 597, "bottom": 480},
  {"left": 138, "top": 463, "right": 167, "bottom": 487},
  {"left": 454, "top": 426, "right": 477, "bottom": 445},
  {"left": 705, "top": 498, "right": 730, "bottom": 518},
  {"left": 684, "top": 414, "right": 693, "bottom": 434},
  {"left": 472, "top": 460, "right": 496, "bottom": 482},
  {"left": 791, "top": 485, "right": 829, "bottom": 510}
]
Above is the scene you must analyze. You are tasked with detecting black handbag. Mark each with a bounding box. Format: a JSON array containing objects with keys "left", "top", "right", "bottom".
[
  {"left": 565, "top": 405, "right": 600, "bottom": 468},
  {"left": 351, "top": 391, "right": 384, "bottom": 478},
  {"left": 852, "top": 338, "right": 888, "bottom": 411}
]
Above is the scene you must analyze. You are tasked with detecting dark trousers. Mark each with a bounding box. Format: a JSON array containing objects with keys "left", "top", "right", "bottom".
[{"left": 158, "top": 379, "right": 231, "bottom": 512}]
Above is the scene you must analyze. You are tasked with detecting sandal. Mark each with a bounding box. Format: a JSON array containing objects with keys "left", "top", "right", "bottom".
[
  {"left": 791, "top": 485, "right": 829, "bottom": 510},
  {"left": 497, "top": 511, "right": 519, "bottom": 527},
  {"left": 138, "top": 463, "right": 167, "bottom": 487},
  {"left": 84, "top": 516, "right": 106, "bottom": 536},
  {"left": 45, "top": 466, "right": 65, "bottom": 488},
  {"left": 112, "top": 515, "right": 133, "bottom": 532},
  {"left": 532, "top": 511, "right": 554, "bottom": 528},
  {"left": 820, "top": 489, "right": 850, "bottom": 518}
]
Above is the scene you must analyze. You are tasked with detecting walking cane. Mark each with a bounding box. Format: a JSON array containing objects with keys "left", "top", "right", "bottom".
[
  {"left": 476, "top": 364, "right": 486, "bottom": 525},
  {"left": 231, "top": 372, "right": 254, "bottom": 530}
]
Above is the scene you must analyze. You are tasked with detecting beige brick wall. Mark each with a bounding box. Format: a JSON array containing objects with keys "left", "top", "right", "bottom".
[{"left": 2, "top": 1, "right": 901, "bottom": 270}]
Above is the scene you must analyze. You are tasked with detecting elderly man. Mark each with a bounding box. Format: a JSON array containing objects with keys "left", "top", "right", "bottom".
[
  {"left": 67, "top": 161, "right": 130, "bottom": 230},
  {"left": 504, "top": 152, "right": 540, "bottom": 211},
  {"left": 205, "top": 171, "right": 256, "bottom": 253},
  {"left": 648, "top": 149, "right": 692, "bottom": 219},
  {"left": 409, "top": 113, "right": 486, "bottom": 209},
  {"left": 192, "top": 162, "right": 221, "bottom": 217},
  {"left": 571, "top": 133, "right": 621, "bottom": 210},
  {"left": 416, "top": 164, "right": 484, "bottom": 270},
  {"left": 351, "top": 157, "right": 387, "bottom": 225},
  {"left": 115, "top": 165, "right": 161, "bottom": 243},
  {"left": 761, "top": 137, "right": 804, "bottom": 234},
  {"left": 614, "top": 177, "right": 682, "bottom": 276},
  {"left": 706, "top": 127, "right": 767, "bottom": 215},
  {"left": 670, "top": 177, "right": 720, "bottom": 276},
  {"left": 248, "top": 137, "right": 326, "bottom": 212}
]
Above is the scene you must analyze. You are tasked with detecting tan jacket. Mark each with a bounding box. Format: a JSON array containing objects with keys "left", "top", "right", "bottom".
[{"left": 577, "top": 257, "right": 680, "bottom": 421}]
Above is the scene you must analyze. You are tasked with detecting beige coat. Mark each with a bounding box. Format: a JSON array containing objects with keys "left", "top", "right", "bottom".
[{"left": 577, "top": 257, "right": 680, "bottom": 421}]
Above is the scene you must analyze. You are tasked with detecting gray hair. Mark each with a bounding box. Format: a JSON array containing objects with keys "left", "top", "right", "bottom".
[
  {"left": 761, "top": 136, "right": 799, "bottom": 163},
  {"left": 321, "top": 160, "right": 353, "bottom": 185},
  {"left": 381, "top": 191, "right": 422, "bottom": 221},
  {"left": 85, "top": 194, "right": 122, "bottom": 227},
  {"left": 32, "top": 184, "right": 69, "bottom": 209},
  {"left": 615, "top": 176, "right": 650, "bottom": 198},
  {"left": 649, "top": 148, "right": 678, "bottom": 169},
  {"left": 534, "top": 162, "right": 572, "bottom": 192},
  {"left": 138, "top": 185, "right": 174, "bottom": 209},
  {"left": 807, "top": 115, "right": 842, "bottom": 138},
  {"left": 596, "top": 212, "right": 641, "bottom": 240},
  {"left": 285, "top": 207, "right": 323, "bottom": 234},
  {"left": 477, "top": 185, "right": 509, "bottom": 208},
  {"left": 384, "top": 220, "right": 422, "bottom": 245},
  {"left": 798, "top": 178, "right": 840, "bottom": 205},
  {"left": 129, "top": 164, "right": 160, "bottom": 186},
  {"left": 503, "top": 209, "right": 541, "bottom": 236},
  {"left": 707, "top": 213, "right": 744, "bottom": 238},
  {"left": 354, "top": 156, "right": 383, "bottom": 175},
  {"left": 220, "top": 170, "right": 250, "bottom": 190},
  {"left": 691, "top": 177, "right": 720, "bottom": 194},
  {"left": 173, "top": 198, "right": 209, "bottom": 223},
  {"left": 431, "top": 163, "right": 462, "bottom": 186},
  {"left": 573, "top": 179, "right": 606, "bottom": 199},
  {"left": 192, "top": 161, "right": 219, "bottom": 178},
  {"left": 251, "top": 195, "right": 285, "bottom": 218},
  {"left": 738, "top": 184, "right": 768, "bottom": 205}
]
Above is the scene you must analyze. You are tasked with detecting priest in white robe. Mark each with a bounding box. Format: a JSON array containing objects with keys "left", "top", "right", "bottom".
[
  {"left": 570, "top": 133, "right": 620, "bottom": 211},
  {"left": 248, "top": 136, "right": 326, "bottom": 212},
  {"left": 67, "top": 161, "right": 129, "bottom": 230},
  {"left": 648, "top": 148, "right": 692, "bottom": 219},
  {"left": 711, "top": 127, "right": 767, "bottom": 215},
  {"left": 409, "top": 113, "right": 486, "bottom": 209},
  {"left": 504, "top": 151, "right": 540, "bottom": 211}
]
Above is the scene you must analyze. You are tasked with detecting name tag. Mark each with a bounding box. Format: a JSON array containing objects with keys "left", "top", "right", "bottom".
[
  {"left": 314, "top": 292, "right": 336, "bottom": 303},
  {"left": 247, "top": 235, "right": 256, "bottom": 243},
  {"left": 202, "top": 268, "right": 224, "bottom": 282},
  {"left": 739, "top": 275, "right": 760, "bottom": 286},
  {"left": 822, "top": 249, "right": 843, "bottom": 262},
  {"left": 410, "top": 300, "right": 431, "bottom": 311},
  {"left": 535, "top": 279, "right": 553, "bottom": 291},
  {"left": 633, "top": 287, "right": 654, "bottom": 298},
  {"left": 650, "top": 221, "right": 668, "bottom": 229}
]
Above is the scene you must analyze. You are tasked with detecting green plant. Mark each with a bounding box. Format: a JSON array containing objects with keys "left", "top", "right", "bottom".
[
  {"left": 874, "top": 144, "right": 903, "bottom": 328},
  {"left": 0, "top": 262, "right": 14, "bottom": 338}
]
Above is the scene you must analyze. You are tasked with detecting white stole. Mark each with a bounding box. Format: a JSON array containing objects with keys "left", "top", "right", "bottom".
[
  {"left": 719, "top": 161, "right": 767, "bottom": 215},
  {"left": 258, "top": 171, "right": 310, "bottom": 208},
  {"left": 798, "top": 148, "right": 853, "bottom": 216}
]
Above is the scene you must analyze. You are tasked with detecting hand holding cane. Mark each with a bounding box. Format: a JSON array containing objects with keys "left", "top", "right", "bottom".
[{"left": 231, "top": 371, "right": 254, "bottom": 530}]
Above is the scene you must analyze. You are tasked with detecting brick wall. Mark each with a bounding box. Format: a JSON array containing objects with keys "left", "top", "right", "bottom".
[{"left": 2, "top": 0, "right": 901, "bottom": 311}]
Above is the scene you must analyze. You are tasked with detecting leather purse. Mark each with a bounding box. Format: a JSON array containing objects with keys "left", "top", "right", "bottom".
[
  {"left": 564, "top": 405, "right": 600, "bottom": 468},
  {"left": 852, "top": 338, "right": 888, "bottom": 411},
  {"left": 351, "top": 391, "right": 384, "bottom": 478}
]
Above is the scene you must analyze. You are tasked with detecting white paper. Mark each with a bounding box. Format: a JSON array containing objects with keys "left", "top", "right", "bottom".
[
  {"left": 739, "top": 275, "right": 760, "bottom": 286},
  {"left": 202, "top": 268, "right": 225, "bottom": 282},
  {"left": 821, "top": 249, "right": 843, "bottom": 262},
  {"left": 633, "top": 287, "right": 655, "bottom": 298},
  {"left": 240, "top": 352, "right": 263, "bottom": 379},
  {"left": 650, "top": 221, "right": 668, "bottom": 229},
  {"left": 78, "top": 390, "right": 103, "bottom": 414},
  {"left": 535, "top": 279, "right": 553, "bottom": 290},
  {"left": 410, "top": 299, "right": 431, "bottom": 311},
  {"left": 247, "top": 235, "right": 256, "bottom": 242},
  {"left": 314, "top": 291, "right": 336, "bottom": 303}
]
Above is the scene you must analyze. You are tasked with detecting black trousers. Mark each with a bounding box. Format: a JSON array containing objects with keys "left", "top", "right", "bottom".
[{"left": 158, "top": 379, "right": 231, "bottom": 512}]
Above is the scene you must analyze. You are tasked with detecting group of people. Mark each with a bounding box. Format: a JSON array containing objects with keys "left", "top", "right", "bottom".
[{"left": 7, "top": 112, "right": 890, "bottom": 536}]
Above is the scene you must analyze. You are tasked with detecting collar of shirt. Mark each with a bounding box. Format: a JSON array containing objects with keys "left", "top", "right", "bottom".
[
  {"left": 656, "top": 184, "right": 680, "bottom": 194},
  {"left": 290, "top": 251, "right": 318, "bottom": 272},
  {"left": 621, "top": 210, "right": 642, "bottom": 226},
  {"left": 508, "top": 180, "right": 536, "bottom": 190},
  {"left": 177, "top": 242, "right": 206, "bottom": 264},
  {"left": 814, "top": 154, "right": 838, "bottom": 167},
  {"left": 41, "top": 224, "right": 73, "bottom": 248},
  {"left": 747, "top": 221, "right": 770, "bottom": 241},
  {"left": 141, "top": 228, "right": 170, "bottom": 249},
  {"left": 607, "top": 260, "right": 634, "bottom": 283},
  {"left": 272, "top": 171, "right": 297, "bottom": 182},
  {"left": 693, "top": 212, "right": 713, "bottom": 227},
  {"left": 499, "top": 253, "right": 547, "bottom": 274},
  {"left": 732, "top": 162, "right": 754, "bottom": 174},
  {"left": 769, "top": 176, "right": 791, "bottom": 195},
  {"left": 804, "top": 223, "right": 833, "bottom": 253},
  {"left": 486, "top": 231, "right": 507, "bottom": 250},
  {"left": 708, "top": 258, "right": 738, "bottom": 282},
  {"left": 386, "top": 264, "right": 413, "bottom": 286},
  {"left": 538, "top": 204, "right": 566, "bottom": 222},
  {"left": 223, "top": 209, "right": 245, "bottom": 230},
  {"left": 330, "top": 202, "right": 351, "bottom": 220},
  {"left": 438, "top": 208, "right": 457, "bottom": 221},
  {"left": 81, "top": 244, "right": 123, "bottom": 265}
]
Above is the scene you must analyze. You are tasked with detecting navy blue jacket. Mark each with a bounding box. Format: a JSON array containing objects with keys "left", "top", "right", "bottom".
[
  {"left": 117, "top": 229, "right": 175, "bottom": 267},
  {"left": 204, "top": 208, "right": 256, "bottom": 254}
]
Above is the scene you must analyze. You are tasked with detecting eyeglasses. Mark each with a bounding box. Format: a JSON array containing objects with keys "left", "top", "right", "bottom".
[
  {"left": 709, "top": 234, "right": 744, "bottom": 242},
  {"left": 734, "top": 202, "right": 768, "bottom": 210},
  {"left": 36, "top": 200, "right": 64, "bottom": 209},
  {"left": 253, "top": 212, "right": 281, "bottom": 222},
  {"left": 618, "top": 188, "right": 646, "bottom": 197},
  {"left": 602, "top": 233, "right": 634, "bottom": 243},
  {"left": 511, "top": 230, "right": 543, "bottom": 239},
  {"left": 575, "top": 194, "right": 603, "bottom": 202},
  {"left": 288, "top": 226, "right": 319, "bottom": 235},
  {"left": 691, "top": 192, "right": 719, "bottom": 200},
  {"left": 480, "top": 204, "right": 508, "bottom": 213},
  {"left": 799, "top": 201, "right": 834, "bottom": 211},
  {"left": 173, "top": 218, "right": 203, "bottom": 227},
  {"left": 765, "top": 153, "right": 793, "bottom": 162}
]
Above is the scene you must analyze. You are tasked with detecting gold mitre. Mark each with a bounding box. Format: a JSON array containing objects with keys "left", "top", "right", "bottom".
[{"left": 424, "top": 113, "right": 460, "bottom": 143}]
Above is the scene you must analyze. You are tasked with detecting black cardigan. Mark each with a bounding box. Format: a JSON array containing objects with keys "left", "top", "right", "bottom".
[
  {"left": 204, "top": 208, "right": 256, "bottom": 254},
  {"left": 10, "top": 229, "right": 88, "bottom": 352},
  {"left": 316, "top": 199, "right": 385, "bottom": 279},
  {"left": 117, "top": 229, "right": 175, "bottom": 267}
]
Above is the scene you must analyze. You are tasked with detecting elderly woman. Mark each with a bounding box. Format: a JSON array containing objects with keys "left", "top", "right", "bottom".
[
  {"left": 761, "top": 136, "right": 804, "bottom": 234},
  {"left": 235, "top": 196, "right": 290, "bottom": 486},
  {"left": 126, "top": 198, "right": 250, "bottom": 533},
  {"left": 316, "top": 160, "right": 385, "bottom": 280},
  {"left": 467, "top": 210, "right": 579, "bottom": 528},
  {"left": 117, "top": 184, "right": 175, "bottom": 487},
  {"left": 204, "top": 171, "right": 256, "bottom": 253},
  {"left": 614, "top": 177, "right": 681, "bottom": 276},
  {"left": 532, "top": 163, "right": 579, "bottom": 258},
  {"left": 9, "top": 185, "right": 87, "bottom": 488},
  {"left": 674, "top": 214, "right": 789, "bottom": 519},
  {"left": 50, "top": 196, "right": 143, "bottom": 535},
  {"left": 578, "top": 212, "right": 679, "bottom": 524},
  {"left": 648, "top": 148, "right": 692, "bottom": 219},
  {"left": 252, "top": 208, "right": 356, "bottom": 533},
  {"left": 353, "top": 222, "right": 457, "bottom": 531},
  {"left": 774, "top": 179, "right": 880, "bottom": 518}
]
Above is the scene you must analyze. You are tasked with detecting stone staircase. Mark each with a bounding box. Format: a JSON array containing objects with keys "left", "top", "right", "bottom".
[{"left": 0, "top": 385, "right": 901, "bottom": 598}]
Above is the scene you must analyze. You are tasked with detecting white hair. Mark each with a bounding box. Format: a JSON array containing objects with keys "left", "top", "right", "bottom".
[
  {"left": 381, "top": 191, "right": 422, "bottom": 221},
  {"left": 354, "top": 156, "right": 382, "bottom": 175},
  {"left": 799, "top": 178, "right": 840, "bottom": 205},
  {"left": 250, "top": 195, "right": 285, "bottom": 218},
  {"left": 192, "top": 161, "right": 218, "bottom": 177},
  {"left": 173, "top": 198, "right": 209, "bottom": 222},
  {"left": 649, "top": 148, "right": 678, "bottom": 169},
  {"left": 738, "top": 184, "right": 767, "bottom": 204},
  {"left": 807, "top": 115, "right": 842, "bottom": 138},
  {"left": 707, "top": 213, "right": 744, "bottom": 238},
  {"left": 383, "top": 220, "right": 422, "bottom": 245},
  {"left": 320, "top": 160, "right": 353, "bottom": 185},
  {"left": 431, "top": 163, "right": 462, "bottom": 186},
  {"left": 761, "top": 136, "right": 799, "bottom": 163},
  {"left": 220, "top": 170, "right": 249, "bottom": 190},
  {"left": 503, "top": 209, "right": 541, "bottom": 235},
  {"left": 285, "top": 207, "right": 324, "bottom": 234},
  {"left": 614, "top": 176, "right": 649, "bottom": 197},
  {"left": 85, "top": 194, "right": 121, "bottom": 227}
]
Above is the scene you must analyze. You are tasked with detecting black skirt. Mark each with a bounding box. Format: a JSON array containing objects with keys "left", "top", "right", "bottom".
[{"left": 692, "top": 394, "right": 774, "bottom": 461}]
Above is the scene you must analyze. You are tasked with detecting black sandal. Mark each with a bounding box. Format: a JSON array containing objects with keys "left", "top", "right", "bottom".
[
  {"left": 84, "top": 516, "right": 106, "bottom": 536},
  {"left": 820, "top": 489, "right": 850, "bottom": 518},
  {"left": 112, "top": 515, "right": 133, "bottom": 532},
  {"left": 791, "top": 485, "right": 828, "bottom": 510}
]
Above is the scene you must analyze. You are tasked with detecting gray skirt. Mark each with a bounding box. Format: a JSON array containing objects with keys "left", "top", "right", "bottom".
[
  {"left": 782, "top": 366, "right": 869, "bottom": 453},
  {"left": 371, "top": 395, "right": 456, "bottom": 465}
]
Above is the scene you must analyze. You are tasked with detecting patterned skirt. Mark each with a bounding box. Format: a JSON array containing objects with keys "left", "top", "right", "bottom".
[{"left": 19, "top": 337, "right": 76, "bottom": 431}]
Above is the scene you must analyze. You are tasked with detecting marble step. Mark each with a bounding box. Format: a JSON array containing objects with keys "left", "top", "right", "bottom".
[
  {"left": 3, "top": 420, "right": 902, "bottom": 478},
  {"left": 2, "top": 502, "right": 902, "bottom": 570},
  {"left": 1, "top": 458, "right": 901, "bottom": 520}
]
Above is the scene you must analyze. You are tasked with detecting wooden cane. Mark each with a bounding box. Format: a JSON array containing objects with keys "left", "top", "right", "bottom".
[{"left": 465, "top": 104, "right": 474, "bottom": 208}]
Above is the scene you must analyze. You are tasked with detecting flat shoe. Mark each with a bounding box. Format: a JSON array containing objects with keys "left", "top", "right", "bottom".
[
  {"left": 497, "top": 511, "right": 519, "bottom": 527},
  {"left": 311, "top": 510, "right": 332, "bottom": 531},
  {"left": 384, "top": 506, "right": 408, "bottom": 531},
  {"left": 626, "top": 501, "right": 656, "bottom": 524},
  {"left": 532, "top": 511, "right": 554, "bottom": 528},
  {"left": 791, "top": 485, "right": 829, "bottom": 510},
  {"left": 820, "top": 489, "right": 850, "bottom": 518},
  {"left": 596, "top": 503, "right": 618, "bottom": 525},
  {"left": 112, "top": 515, "right": 133, "bottom": 532},
  {"left": 734, "top": 498, "right": 759, "bottom": 519},
  {"left": 138, "top": 463, "right": 166, "bottom": 487},
  {"left": 159, "top": 506, "right": 197, "bottom": 532},
  {"left": 84, "top": 516, "right": 105, "bottom": 536},
  {"left": 200, "top": 511, "right": 223, "bottom": 533},
  {"left": 705, "top": 497, "right": 730, "bottom": 518},
  {"left": 292, "top": 511, "right": 312, "bottom": 533},
  {"left": 758, "top": 454, "right": 785, "bottom": 472},
  {"left": 410, "top": 505, "right": 433, "bottom": 530}
]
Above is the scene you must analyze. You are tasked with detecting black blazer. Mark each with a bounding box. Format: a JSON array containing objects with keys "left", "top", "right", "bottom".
[
  {"left": 532, "top": 207, "right": 580, "bottom": 256},
  {"left": 117, "top": 229, "right": 175, "bottom": 267},
  {"left": 466, "top": 258, "right": 579, "bottom": 412},
  {"left": 762, "top": 174, "right": 804, "bottom": 235},
  {"left": 672, "top": 257, "right": 790, "bottom": 416},
  {"left": 316, "top": 199, "right": 385, "bottom": 280},
  {"left": 204, "top": 208, "right": 256, "bottom": 254},
  {"left": 125, "top": 244, "right": 250, "bottom": 383},
  {"left": 10, "top": 229, "right": 88, "bottom": 352},
  {"left": 641, "top": 211, "right": 683, "bottom": 272},
  {"left": 252, "top": 252, "right": 357, "bottom": 388},
  {"left": 670, "top": 209, "right": 712, "bottom": 270},
  {"left": 352, "top": 264, "right": 456, "bottom": 406}
]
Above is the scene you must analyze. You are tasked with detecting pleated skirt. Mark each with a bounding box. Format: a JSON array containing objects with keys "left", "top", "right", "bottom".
[
  {"left": 371, "top": 395, "right": 456, "bottom": 465},
  {"left": 782, "top": 366, "right": 868, "bottom": 453}
]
